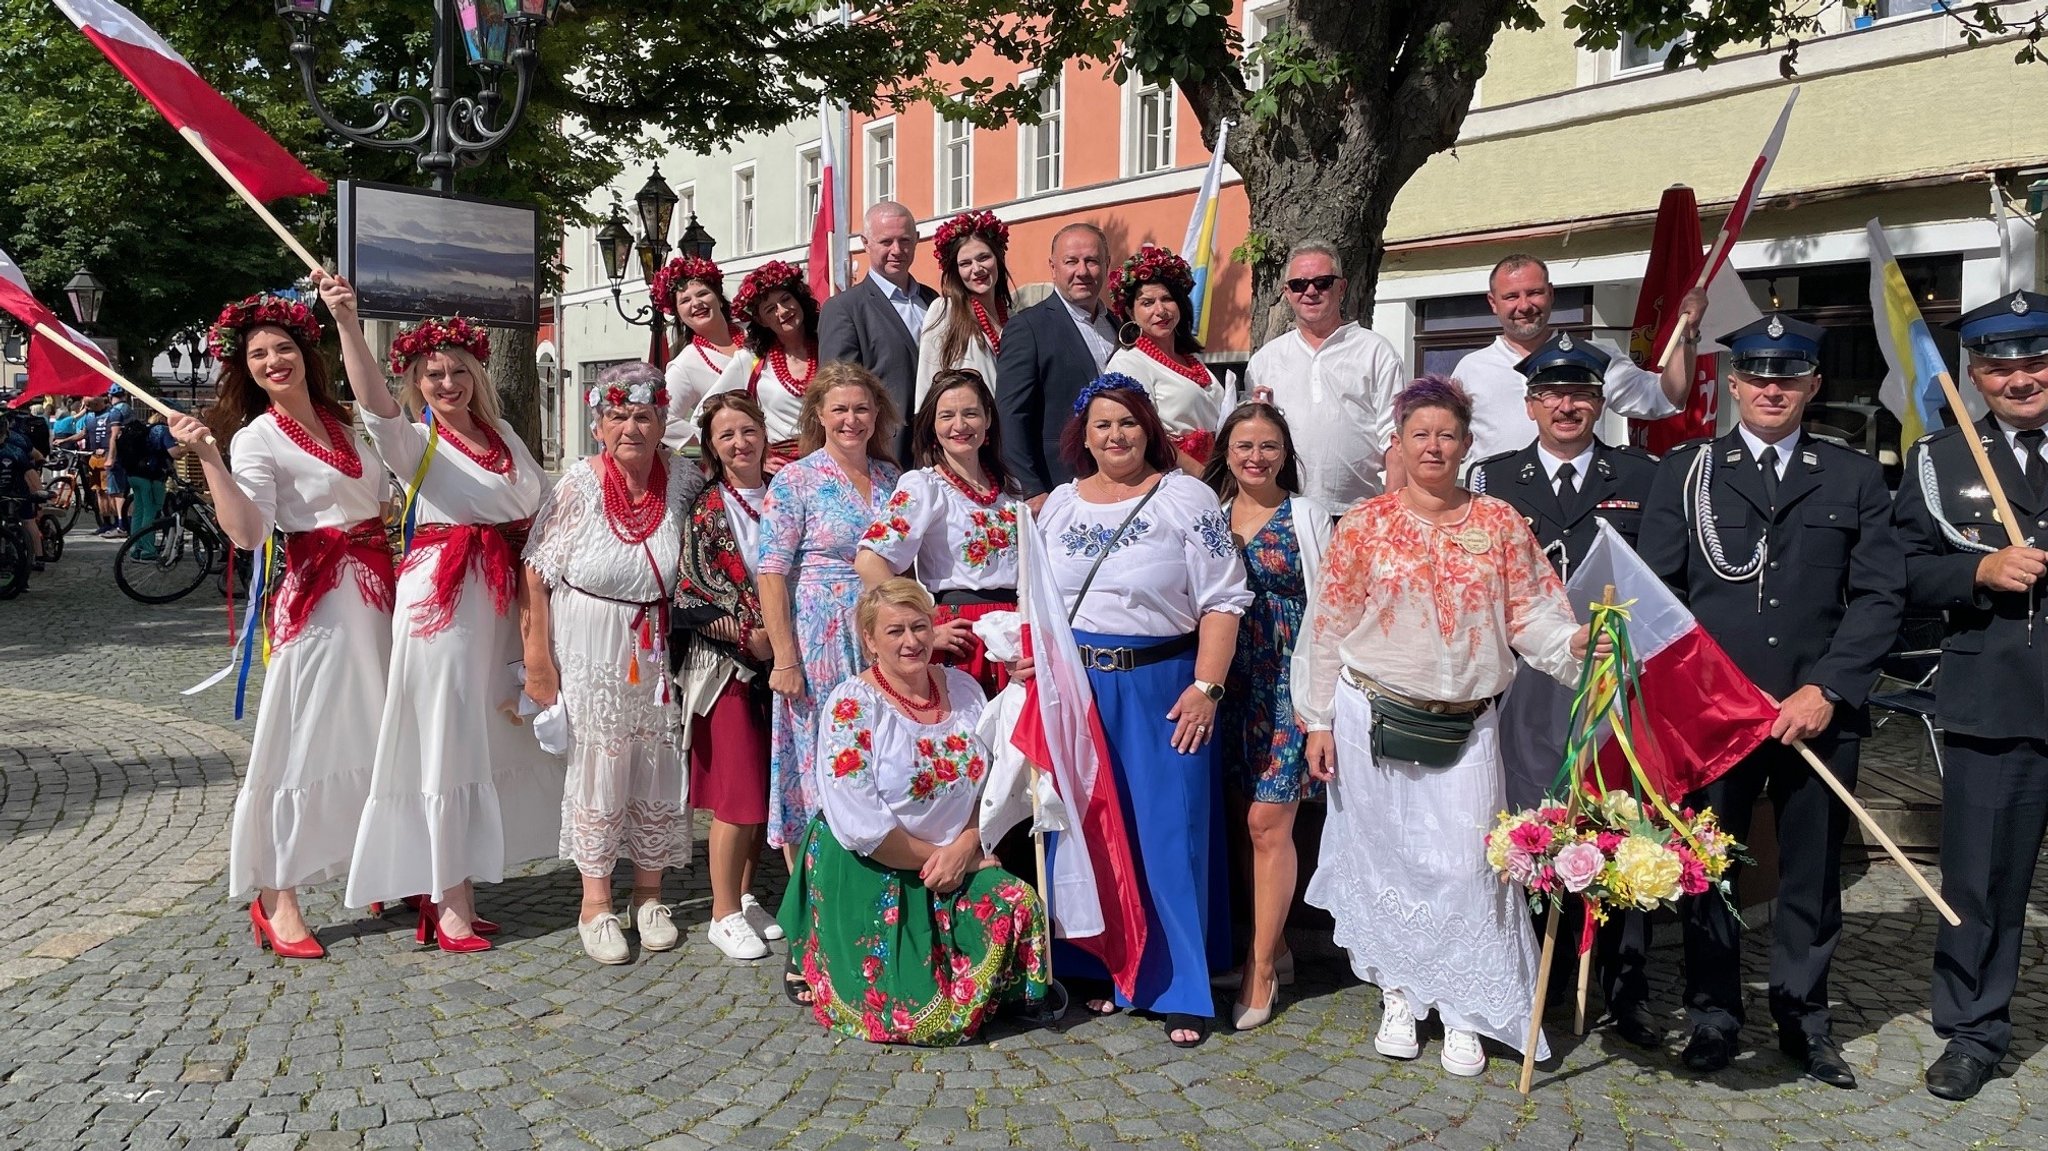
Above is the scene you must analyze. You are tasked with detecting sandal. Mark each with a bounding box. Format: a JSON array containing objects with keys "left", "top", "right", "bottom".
[
  {"left": 782, "top": 958, "right": 815, "bottom": 1007},
  {"left": 1164, "top": 1013, "right": 1210, "bottom": 1048},
  {"left": 1069, "top": 977, "right": 1121, "bottom": 1016}
]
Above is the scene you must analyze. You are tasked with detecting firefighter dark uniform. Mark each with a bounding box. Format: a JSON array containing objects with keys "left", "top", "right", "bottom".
[{"left": 1636, "top": 314, "right": 1905, "bottom": 1087}]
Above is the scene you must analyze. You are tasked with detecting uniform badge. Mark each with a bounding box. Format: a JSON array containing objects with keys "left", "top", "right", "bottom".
[
  {"left": 1519, "top": 462, "right": 1537, "bottom": 481},
  {"left": 1962, "top": 485, "right": 1989, "bottom": 501},
  {"left": 1767, "top": 316, "right": 1785, "bottom": 338},
  {"left": 1725, "top": 449, "right": 1744, "bottom": 464},
  {"left": 2014, "top": 292, "right": 2032, "bottom": 316},
  {"left": 1801, "top": 450, "right": 1817, "bottom": 467},
  {"left": 1558, "top": 331, "right": 1575, "bottom": 351},
  {"left": 1453, "top": 527, "right": 1492, "bottom": 554},
  {"left": 1596, "top": 499, "right": 1640, "bottom": 510},
  {"left": 1595, "top": 457, "right": 1614, "bottom": 478},
  {"left": 1964, "top": 526, "right": 1984, "bottom": 544}
]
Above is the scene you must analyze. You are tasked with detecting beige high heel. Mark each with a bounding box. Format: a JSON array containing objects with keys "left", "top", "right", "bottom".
[{"left": 1230, "top": 975, "right": 1280, "bottom": 1031}]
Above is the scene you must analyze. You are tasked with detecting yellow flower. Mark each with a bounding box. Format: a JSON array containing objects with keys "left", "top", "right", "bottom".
[
  {"left": 1485, "top": 812, "right": 1516, "bottom": 874},
  {"left": 1599, "top": 791, "right": 1643, "bottom": 826},
  {"left": 1613, "top": 836, "right": 1682, "bottom": 908}
]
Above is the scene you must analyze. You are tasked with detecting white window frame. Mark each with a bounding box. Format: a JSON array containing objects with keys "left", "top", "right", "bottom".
[
  {"left": 675, "top": 182, "right": 697, "bottom": 232},
  {"left": 798, "top": 142, "right": 824, "bottom": 233},
  {"left": 1244, "top": 2, "right": 1290, "bottom": 91},
  {"left": 864, "top": 116, "right": 896, "bottom": 211},
  {"left": 732, "top": 163, "right": 757, "bottom": 257},
  {"left": 1614, "top": 28, "right": 1683, "bottom": 74},
  {"left": 935, "top": 102, "right": 975, "bottom": 214},
  {"left": 1123, "top": 77, "right": 1177, "bottom": 177},
  {"left": 1016, "top": 69, "right": 1063, "bottom": 198},
  {"left": 585, "top": 225, "right": 606, "bottom": 290}
]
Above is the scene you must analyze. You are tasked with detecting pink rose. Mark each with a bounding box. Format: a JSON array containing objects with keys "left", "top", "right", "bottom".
[
  {"left": 1508, "top": 821, "right": 1554, "bottom": 856},
  {"left": 1505, "top": 846, "right": 1536, "bottom": 884},
  {"left": 1554, "top": 842, "right": 1604, "bottom": 893},
  {"left": 1677, "top": 847, "right": 1710, "bottom": 896},
  {"left": 1537, "top": 805, "right": 1570, "bottom": 825}
]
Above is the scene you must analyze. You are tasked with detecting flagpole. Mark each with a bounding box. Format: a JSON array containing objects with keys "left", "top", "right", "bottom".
[
  {"left": 1790, "top": 738, "right": 1960, "bottom": 926},
  {"left": 177, "top": 127, "right": 325, "bottom": 277},
  {"left": 1934, "top": 367, "right": 2023, "bottom": 548},
  {"left": 31, "top": 321, "right": 212, "bottom": 444}
]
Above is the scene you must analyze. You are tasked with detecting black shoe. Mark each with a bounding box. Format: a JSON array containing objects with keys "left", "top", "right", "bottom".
[
  {"left": 1925, "top": 1050, "right": 1995, "bottom": 1101},
  {"left": 1781, "top": 1032, "right": 1856, "bottom": 1089},
  {"left": 1681, "top": 1025, "right": 1735, "bottom": 1072},
  {"left": 1610, "top": 1005, "right": 1665, "bottom": 1050}
]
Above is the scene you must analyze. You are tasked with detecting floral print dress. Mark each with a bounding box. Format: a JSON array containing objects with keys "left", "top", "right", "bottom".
[{"left": 1220, "top": 501, "right": 1319, "bottom": 804}]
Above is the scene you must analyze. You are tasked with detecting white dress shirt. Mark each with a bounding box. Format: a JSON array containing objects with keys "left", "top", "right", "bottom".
[
  {"left": 880, "top": 277, "right": 929, "bottom": 339},
  {"left": 1244, "top": 321, "right": 1404, "bottom": 511},
  {"left": 1736, "top": 425, "right": 1801, "bottom": 478},
  {"left": 1996, "top": 418, "right": 2048, "bottom": 471},
  {"left": 1537, "top": 443, "right": 1597, "bottom": 493},
  {"left": 1060, "top": 295, "right": 1119, "bottom": 372},
  {"left": 1453, "top": 334, "right": 1677, "bottom": 461}
]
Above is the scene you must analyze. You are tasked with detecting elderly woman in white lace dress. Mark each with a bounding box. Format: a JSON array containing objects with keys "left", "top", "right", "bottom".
[{"left": 523, "top": 362, "right": 705, "bottom": 964}]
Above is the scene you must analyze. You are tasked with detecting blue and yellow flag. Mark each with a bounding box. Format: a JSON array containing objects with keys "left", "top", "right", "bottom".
[
  {"left": 1866, "top": 219, "right": 1952, "bottom": 457},
  {"left": 1179, "top": 121, "right": 1230, "bottom": 345}
]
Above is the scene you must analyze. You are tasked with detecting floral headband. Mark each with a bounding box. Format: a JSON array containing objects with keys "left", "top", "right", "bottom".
[
  {"left": 731, "top": 259, "right": 809, "bottom": 319},
  {"left": 586, "top": 380, "right": 670, "bottom": 411},
  {"left": 1070, "top": 371, "right": 1146, "bottom": 416},
  {"left": 208, "top": 294, "right": 322, "bottom": 361},
  {"left": 933, "top": 210, "right": 1009, "bottom": 257},
  {"left": 387, "top": 315, "right": 490, "bottom": 376},
  {"left": 652, "top": 256, "right": 725, "bottom": 317},
  {"left": 1107, "top": 243, "right": 1195, "bottom": 320}
]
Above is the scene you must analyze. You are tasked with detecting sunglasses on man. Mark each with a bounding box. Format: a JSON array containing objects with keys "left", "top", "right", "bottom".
[{"left": 1285, "top": 274, "right": 1340, "bottom": 294}]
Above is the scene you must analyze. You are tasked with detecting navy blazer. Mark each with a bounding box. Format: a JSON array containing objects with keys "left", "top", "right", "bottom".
[
  {"left": 995, "top": 293, "right": 1104, "bottom": 496},
  {"left": 818, "top": 273, "right": 935, "bottom": 464}
]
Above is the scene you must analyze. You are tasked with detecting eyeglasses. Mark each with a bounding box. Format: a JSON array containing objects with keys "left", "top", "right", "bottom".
[
  {"left": 1284, "top": 275, "right": 1339, "bottom": 295},
  {"left": 1531, "top": 389, "right": 1602, "bottom": 408}
]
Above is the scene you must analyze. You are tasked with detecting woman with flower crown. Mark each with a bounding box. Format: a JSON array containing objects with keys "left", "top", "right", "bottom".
[
  {"left": 702, "top": 261, "right": 820, "bottom": 470},
  {"left": 313, "top": 272, "right": 564, "bottom": 954},
  {"left": 163, "top": 294, "right": 395, "bottom": 961},
  {"left": 520, "top": 361, "right": 705, "bottom": 965},
  {"left": 1103, "top": 244, "right": 1236, "bottom": 474},
  {"left": 657, "top": 256, "right": 742, "bottom": 447},
  {"left": 912, "top": 211, "right": 1012, "bottom": 412}
]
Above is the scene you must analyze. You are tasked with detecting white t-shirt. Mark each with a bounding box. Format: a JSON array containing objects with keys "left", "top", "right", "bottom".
[
  {"left": 721, "top": 482, "right": 768, "bottom": 578},
  {"left": 1244, "top": 322, "right": 1404, "bottom": 511},
  {"left": 1037, "top": 471, "right": 1251, "bottom": 636},
  {"left": 663, "top": 339, "right": 735, "bottom": 450},
  {"left": 1452, "top": 335, "right": 1677, "bottom": 461},
  {"left": 859, "top": 468, "right": 1021, "bottom": 592}
]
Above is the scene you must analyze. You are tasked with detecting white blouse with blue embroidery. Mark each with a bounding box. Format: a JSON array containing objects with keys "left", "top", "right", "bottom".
[{"left": 1036, "top": 470, "right": 1251, "bottom": 637}]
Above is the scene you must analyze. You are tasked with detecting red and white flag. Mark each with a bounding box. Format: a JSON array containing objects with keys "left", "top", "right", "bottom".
[
  {"left": 55, "top": 0, "right": 327, "bottom": 202},
  {"left": 1694, "top": 86, "right": 1797, "bottom": 299},
  {"left": 805, "top": 99, "right": 845, "bottom": 302},
  {"left": 0, "top": 246, "right": 113, "bottom": 409},
  {"left": 1008, "top": 506, "right": 1148, "bottom": 998}
]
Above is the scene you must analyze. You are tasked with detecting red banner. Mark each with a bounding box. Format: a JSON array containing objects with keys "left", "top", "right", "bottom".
[{"left": 1628, "top": 185, "right": 1718, "bottom": 455}]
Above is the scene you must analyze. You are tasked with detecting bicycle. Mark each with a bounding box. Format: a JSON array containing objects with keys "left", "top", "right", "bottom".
[
  {"left": 114, "top": 481, "right": 232, "bottom": 603},
  {"left": 0, "top": 460, "right": 33, "bottom": 599},
  {"left": 40, "top": 447, "right": 86, "bottom": 536}
]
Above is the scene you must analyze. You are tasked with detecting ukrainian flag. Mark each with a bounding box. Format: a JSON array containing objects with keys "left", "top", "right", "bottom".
[
  {"left": 1179, "top": 121, "right": 1231, "bottom": 346},
  {"left": 1866, "top": 219, "right": 1953, "bottom": 456}
]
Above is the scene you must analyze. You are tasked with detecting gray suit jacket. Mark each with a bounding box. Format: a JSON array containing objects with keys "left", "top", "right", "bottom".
[{"left": 819, "top": 273, "right": 936, "bottom": 465}]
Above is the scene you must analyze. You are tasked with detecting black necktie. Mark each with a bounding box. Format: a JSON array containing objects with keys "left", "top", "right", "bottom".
[
  {"left": 2020, "top": 429, "right": 2048, "bottom": 500},
  {"left": 1555, "top": 461, "right": 1579, "bottom": 501},
  {"left": 1758, "top": 446, "right": 1780, "bottom": 509}
]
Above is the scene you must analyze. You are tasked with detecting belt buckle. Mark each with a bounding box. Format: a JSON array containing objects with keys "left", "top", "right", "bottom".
[{"left": 1086, "top": 645, "right": 1123, "bottom": 673}]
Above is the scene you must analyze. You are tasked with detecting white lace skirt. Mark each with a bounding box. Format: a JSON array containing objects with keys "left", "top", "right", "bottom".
[
  {"left": 1303, "top": 677, "right": 1551, "bottom": 1058},
  {"left": 550, "top": 586, "right": 690, "bottom": 877}
]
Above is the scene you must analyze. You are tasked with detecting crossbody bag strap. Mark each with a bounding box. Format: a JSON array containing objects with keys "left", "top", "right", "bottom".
[{"left": 1066, "top": 477, "right": 1164, "bottom": 626}]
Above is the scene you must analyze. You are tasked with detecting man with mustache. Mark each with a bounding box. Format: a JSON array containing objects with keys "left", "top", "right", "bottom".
[
  {"left": 1454, "top": 254, "right": 1706, "bottom": 462},
  {"left": 1637, "top": 313, "right": 1904, "bottom": 1090},
  {"left": 1891, "top": 289, "right": 2048, "bottom": 1102}
]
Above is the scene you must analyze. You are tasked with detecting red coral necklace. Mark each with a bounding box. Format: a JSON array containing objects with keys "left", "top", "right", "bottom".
[
  {"left": 438, "top": 418, "right": 513, "bottom": 476},
  {"left": 768, "top": 344, "right": 817, "bottom": 397},
  {"left": 1137, "top": 335, "right": 1213, "bottom": 389},
  {"left": 873, "top": 667, "right": 944, "bottom": 720},
  {"left": 272, "top": 406, "right": 363, "bottom": 479},
  {"left": 936, "top": 462, "right": 1002, "bottom": 508},
  {"left": 599, "top": 453, "right": 668, "bottom": 544},
  {"left": 970, "top": 297, "right": 1006, "bottom": 355},
  {"left": 720, "top": 480, "right": 762, "bottom": 522}
]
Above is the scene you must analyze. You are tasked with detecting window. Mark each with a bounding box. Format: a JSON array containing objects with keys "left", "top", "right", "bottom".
[
  {"left": 1617, "top": 30, "right": 1680, "bottom": 72},
  {"left": 586, "top": 227, "right": 606, "bottom": 289},
  {"left": 865, "top": 119, "right": 896, "bottom": 209},
  {"left": 799, "top": 145, "right": 823, "bottom": 230},
  {"left": 675, "top": 183, "right": 696, "bottom": 232},
  {"left": 1869, "top": 0, "right": 1941, "bottom": 17},
  {"left": 732, "top": 164, "right": 757, "bottom": 256},
  {"left": 1019, "top": 73, "right": 1063, "bottom": 197},
  {"left": 1245, "top": 3, "right": 1290, "bottom": 90},
  {"left": 1129, "top": 80, "right": 1176, "bottom": 176},
  {"left": 937, "top": 109, "right": 973, "bottom": 214}
]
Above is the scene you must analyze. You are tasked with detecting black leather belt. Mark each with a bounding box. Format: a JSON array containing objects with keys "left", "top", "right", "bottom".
[
  {"left": 936, "top": 588, "right": 1018, "bottom": 606},
  {"left": 1075, "top": 631, "right": 1197, "bottom": 673}
]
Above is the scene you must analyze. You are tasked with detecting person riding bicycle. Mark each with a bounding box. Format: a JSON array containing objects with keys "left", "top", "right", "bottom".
[{"left": 0, "top": 411, "right": 43, "bottom": 572}]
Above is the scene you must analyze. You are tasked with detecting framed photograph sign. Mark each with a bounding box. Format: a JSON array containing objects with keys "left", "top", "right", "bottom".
[{"left": 337, "top": 180, "right": 541, "bottom": 329}]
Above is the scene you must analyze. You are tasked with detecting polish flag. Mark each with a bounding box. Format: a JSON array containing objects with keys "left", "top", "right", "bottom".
[
  {"left": 805, "top": 99, "right": 844, "bottom": 302},
  {"left": 1573, "top": 521, "right": 1778, "bottom": 798},
  {"left": 55, "top": 0, "right": 328, "bottom": 202},
  {"left": 1009, "top": 506, "right": 1148, "bottom": 998},
  {"left": 0, "top": 246, "right": 113, "bottom": 409}
]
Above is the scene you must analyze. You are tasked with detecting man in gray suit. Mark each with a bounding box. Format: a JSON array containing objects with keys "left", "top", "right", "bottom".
[{"left": 819, "top": 200, "right": 938, "bottom": 464}]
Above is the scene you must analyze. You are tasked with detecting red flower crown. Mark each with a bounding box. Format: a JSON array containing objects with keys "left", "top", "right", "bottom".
[
  {"left": 731, "top": 260, "right": 810, "bottom": 320},
  {"left": 387, "top": 315, "right": 491, "bottom": 376},
  {"left": 652, "top": 256, "right": 726, "bottom": 317},
  {"left": 1107, "top": 243, "right": 1195, "bottom": 320},
  {"left": 933, "top": 210, "right": 1009, "bottom": 257},
  {"left": 208, "top": 294, "right": 322, "bottom": 362}
]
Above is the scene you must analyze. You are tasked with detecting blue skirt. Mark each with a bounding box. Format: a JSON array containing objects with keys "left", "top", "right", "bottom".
[{"left": 1052, "top": 629, "right": 1230, "bottom": 1017}]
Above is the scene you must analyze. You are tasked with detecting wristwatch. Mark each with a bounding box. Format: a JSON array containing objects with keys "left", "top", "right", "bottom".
[{"left": 1193, "top": 679, "right": 1225, "bottom": 702}]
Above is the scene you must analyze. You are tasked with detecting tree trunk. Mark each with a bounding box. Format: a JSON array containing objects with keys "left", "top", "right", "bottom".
[{"left": 489, "top": 326, "right": 543, "bottom": 457}]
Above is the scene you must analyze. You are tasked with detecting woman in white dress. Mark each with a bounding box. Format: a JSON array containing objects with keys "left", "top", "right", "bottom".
[
  {"left": 522, "top": 362, "right": 705, "bottom": 964},
  {"left": 855, "top": 368, "right": 1022, "bottom": 695},
  {"left": 702, "top": 260, "right": 819, "bottom": 471},
  {"left": 316, "top": 274, "right": 563, "bottom": 952},
  {"left": 1104, "top": 244, "right": 1235, "bottom": 475},
  {"left": 165, "top": 294, "right": 395, "bottom": 960},
  {"left": 1300, "top": 376, "right": 1598, "bottom": 1077},
  {"left": 911, "top": 211, "right": 1011, "bottom": 413},
  {"left": 657, "top": 256, "right": 741, "bottom": 448}
]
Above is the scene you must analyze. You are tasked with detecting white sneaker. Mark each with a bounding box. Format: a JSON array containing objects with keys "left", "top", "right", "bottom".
[
  {"left": 578, "top": 912, "right": 630, "bottom": 964},
  {"left": 707, "top": 912, "right": 770, "bottom": 960},
  {"left": 741, "top": 893, "right": 784, "bottom": 941},
  {"left": 630, "top": 900, "right": 680, "bottom": 952},
  {"left": 1440, "top": 1028, "right": 1487, "bottom": 1077},
  {"left": 1375, "top": 991, "right": 1421, "bottom": 1060}
]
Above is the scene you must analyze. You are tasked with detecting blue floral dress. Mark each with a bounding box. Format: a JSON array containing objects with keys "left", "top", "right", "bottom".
[
  {"left": 757, "top": 450, "right": 900, "bottom": 847},
  {"left": 1221, "top": 501, "right": 1320, "bottom": 804}
]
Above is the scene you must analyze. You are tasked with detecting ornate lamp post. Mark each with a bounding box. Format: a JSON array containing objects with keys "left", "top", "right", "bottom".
[
  {"left": 597, "top": 167, "right": 682, "bottom": 329},
  {"left": 64, "top": 268, "right": 105, "bottom": 330},
  {"left": 275, "top": 0, "right": 562, "bottom": 194}
]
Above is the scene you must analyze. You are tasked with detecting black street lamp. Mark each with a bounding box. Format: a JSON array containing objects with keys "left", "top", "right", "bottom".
[
  {"left": 598, "top": 166, "right": 686, "bottom": 329},
  {"left": 64, "top": 268, "right": 105, "bottom": 330},
  {"left": 676, "top": 213, "right": 717, "bottom": 263},
  {"left": 164, "top": 328, "right": 211, "bottom": 388},
  {"left": 276, "top": 0, "right": 562, "bottom": 195}
]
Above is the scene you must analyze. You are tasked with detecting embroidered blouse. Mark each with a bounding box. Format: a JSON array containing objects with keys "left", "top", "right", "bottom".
[
  {"left": 815, "top": 668, "right": 992, "bottom": 857},
  {"left": 1104, "top": 345, "right": 1236, "bottom": 446},
  {"left": 1036, "top": 471, "right": 1251, "bottom": 636},
  {"left": 859, "top": 468, "right": 1022, "bottom": 592}
]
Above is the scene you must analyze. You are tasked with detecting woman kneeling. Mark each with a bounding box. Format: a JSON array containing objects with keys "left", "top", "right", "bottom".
[{"left": 779, "top": 578, "right": 1049, "bottom": 1045}]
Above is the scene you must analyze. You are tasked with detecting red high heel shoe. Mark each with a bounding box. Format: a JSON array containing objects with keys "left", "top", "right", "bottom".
[
  {"left": 408, "top": 892, "right": 496, "bottom": 935},
  {"left": 413, "top": 898, "right": 491, "bottom": 954},
  {"left": 250, "top": 899, "right": 325, "bottom": 960}
]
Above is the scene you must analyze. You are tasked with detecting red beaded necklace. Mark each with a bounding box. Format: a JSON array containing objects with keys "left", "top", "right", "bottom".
[
  {"left": 720, "top": 480, "right": 762, "bottom": 522},
  {"left": 970, "top": 298, "right": 1006, "bottom": 355},
  {"left": 936, "top": 462, "right": 1002, "bottom": 508},
  {"left": 599, "top": 453, "right": 669, "bottom": 544},
  {"left": 1137, "top": 335, "right": 1213, "bottom": 389},
  {"left": 768, "top": 344, "right": 817, "bottom": 397},
  {"left": 272, "top": 406, "right": 363, "bottom": 479},
  {"left": 872, "top": 666, "right": 944, "bottom": 720},
  {"left": 691, "top": 332, "right": 733, "bottom": 372},
  {"left": 437, "top": 418, "right": 513, "bottom": 476}
]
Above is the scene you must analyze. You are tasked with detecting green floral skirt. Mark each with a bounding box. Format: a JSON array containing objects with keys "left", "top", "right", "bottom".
[{"left": 777, "top": 815, "right": 1050, "bottom": 1046}]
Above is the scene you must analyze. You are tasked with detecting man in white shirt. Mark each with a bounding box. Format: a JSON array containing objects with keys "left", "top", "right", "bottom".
[
  {"left": 1453, "top": 253, "right": 1706, "bottom": 461},
  {"left": 819, "top": 201, "right": 938, "bottom": 462},
  {"left": 1245, "top": 240, "right": 1406, "bottom": 510}
]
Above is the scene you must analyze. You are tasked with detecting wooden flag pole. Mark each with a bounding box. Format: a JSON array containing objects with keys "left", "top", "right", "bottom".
[
  {"left": 1652, "top": 263, "right": 1711, "bottom": 372},
  {"left": 1574, "top": 947, "right": 1594, "bottom": 1037},
  {"left": 177, "top": 127, "right": 325, "bottom": 277},
  {"left": 1790, "top": 738, "right": 1960, "bottom": 926},
  {"left": 31, "top": 322, "right": 212, "bottom": 445}
]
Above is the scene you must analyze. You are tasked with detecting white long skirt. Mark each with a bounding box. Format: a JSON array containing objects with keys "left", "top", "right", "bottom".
[
  {"left": 1304, "top": 678, "right": 1551, "bottom": 1059},
  {"left": 550, "top": 587, "right": 690, "bottom": 877},
  {"left": 227, "top": 582, "right": 392, "bottom": 898},
  {"left": 345, "top": 557, "right": 566, "bottom": 906}
]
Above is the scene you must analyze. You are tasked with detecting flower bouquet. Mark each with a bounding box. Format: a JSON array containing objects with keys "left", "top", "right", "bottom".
[{"left": 1485, "top": 789, "right": 1745, "bottom": 920}]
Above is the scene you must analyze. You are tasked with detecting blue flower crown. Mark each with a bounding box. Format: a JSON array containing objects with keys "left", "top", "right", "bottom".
[{"left": 1070, "top": 372, "right": 1146, "bottom": 416}]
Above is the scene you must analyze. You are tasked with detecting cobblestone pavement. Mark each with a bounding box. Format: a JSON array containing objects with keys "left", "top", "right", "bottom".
[{"left": 3, "top": 537, "right": 2047, "bottom": 1150}]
